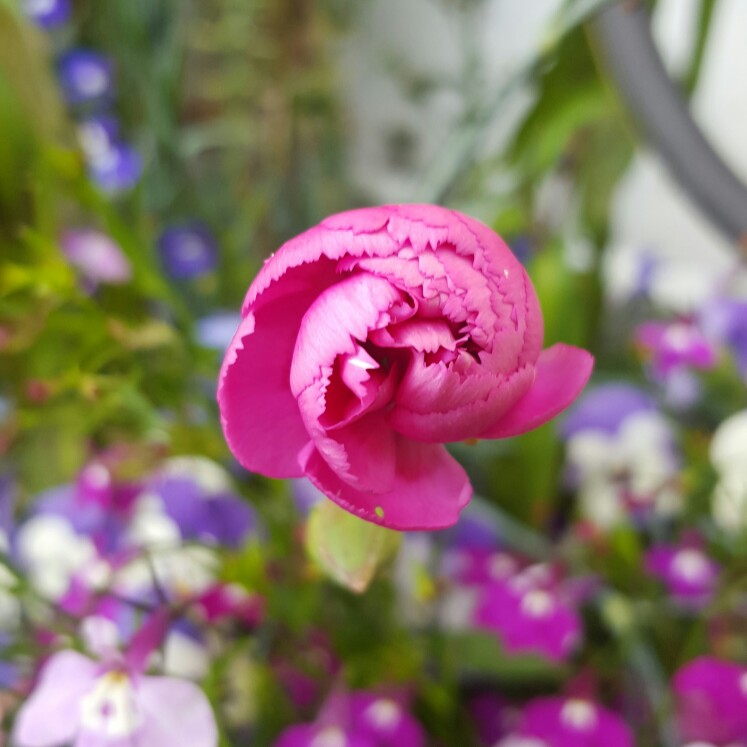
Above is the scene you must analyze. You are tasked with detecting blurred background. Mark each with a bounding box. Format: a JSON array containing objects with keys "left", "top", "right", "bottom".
[{"left": 3, "top": 0, "right": 747, "bottom": 745}]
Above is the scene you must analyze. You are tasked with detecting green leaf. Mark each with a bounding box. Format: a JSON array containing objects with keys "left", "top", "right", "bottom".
[
  {"left": 305, "top": 500, "right": 401, "bottom": 594},
  {"left": 447, "top": 630, "right": 566, "bottom": 684}
]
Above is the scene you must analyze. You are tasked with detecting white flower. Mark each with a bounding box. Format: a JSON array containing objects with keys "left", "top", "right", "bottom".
[
  {"left": 567, "top": 411, "right": 680, "bottom": 528},
  {"left": 710, "top": 410, "right": 747, "bottom": 532}
]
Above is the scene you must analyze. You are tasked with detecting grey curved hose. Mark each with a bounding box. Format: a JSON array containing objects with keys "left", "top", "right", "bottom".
[{"left": 592, "top": 2, "right": 747, "bottom": 245}]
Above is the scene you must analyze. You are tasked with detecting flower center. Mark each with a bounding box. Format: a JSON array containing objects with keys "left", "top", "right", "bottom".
[
  {"left": 364, "top": 698, "right": 401, "bottom": 730},
  {"left": 520, "top": 590, "right": 555, "bottom": 619},
  {"left": 560, "top": 699, "right": 597, "bottom": 732},
  {"left": 73, "top": 64, "right": 109, "bottom": 98},
  {"left": 310, "top": 726, "right": 347, "bottom": 747},
  {"left": 671, "top": 549, "right": 710, "bottom": 583},
  {"left": 79, "top": 670, "right": 142, "bottom": 738}
]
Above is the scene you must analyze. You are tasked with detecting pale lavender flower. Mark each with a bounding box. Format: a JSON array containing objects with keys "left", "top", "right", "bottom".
[
  {"left": 62, "top": 230, "right": 132, "bottom": 288},
  {"left": 12, "top": 615, "right": 218, "bottom": 747},
  {"left": 498, "top": 697, "right": 633, "bottom": 747}
]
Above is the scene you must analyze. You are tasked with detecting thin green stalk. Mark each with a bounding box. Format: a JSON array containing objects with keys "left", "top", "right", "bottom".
[{"left": 683, "top": 0, "right": 718, "bottom": 95}]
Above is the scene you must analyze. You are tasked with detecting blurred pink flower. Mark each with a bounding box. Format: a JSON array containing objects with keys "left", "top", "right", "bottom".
[
  {"left": 645, "top": 540, "right": 719, "bottom": 608},
  {"left": 674, "top": 656, "right": 747, "bottom": 744},
  {"left": 274, "top": 689, "right": 424, "bottom": 747},
  {"left": 12, "top": 614, "right": 217, "bottom": 747},
  {"left": 634, "top": 320, "right": 717, "bottom": 377},
  {"left": 499, "top": 696, "right": 633, "bottom": 747},
  {"left": 474, "top": 566, "right": 582, "bottom": 663},
  {"left": 219, "top": 204, "right": 592, "bottom": 530}
]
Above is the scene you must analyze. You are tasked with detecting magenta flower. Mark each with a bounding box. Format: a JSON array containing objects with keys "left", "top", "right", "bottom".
[
  {"left": 219, "top": 205, "right": 593, "bottom": 530},
  {"left": 635, "top": 320, "right": 717, "bottom": 376},
  {"left": 645, "top": 541, "right": 719, "bottom": 608},
  {"left": 500, "top": 697, "right": 633, "bottom": 747},
  {"left": 274, "top": 691, "right": 424, "bottom": 747},
  {"left": 474, "top": 573, "right": 582, "bottom": 663},
  {"left": 12, "top": 615, "right": 218, "bottom": 747},
  {"left": 674, "top": 657, "right": 747, "bottom": 744}
]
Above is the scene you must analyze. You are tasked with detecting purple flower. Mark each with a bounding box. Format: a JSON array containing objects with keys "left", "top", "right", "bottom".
[
  {"left": 674, "top": 657, "right": 747, "bottom": 744},
  {"left": 560, "top": 383, "right": 654, "bottom": 439},
  {"left": 157, "top": 223, "right": 218, "bottom": 279},
  {"left": 0, "top": 657, "right": 18, "bottom": 690},
  {"left": 467, "top": 692, "right": 512, "bottom": 746},
  {"left": 62, "top": 230, "right": 132, "bottom": 287},
  {"left": 31, "top": 461, "right": 141, "bottom": 555},
  {"left": 645, "top": 542, "right": 719, "bottom": 608},
  {"left": 147, "top": 458, "right": 256, "bottom": 549},
  {"left": 700, "top": 297, "right": 747, "bottom": 378},
  {"left": 23, "top": 0, "right": 71, "bottom": 28},
  {"left": 635, "top": 320, "right": 718, "bottom": 377},
  {"left": 87, "top": 141, "right": 143, "bottom": 193},
  {"left": 474, "top": 570, "right": 582, "bottom": 663},
  {"left": 500, "top": 697, "right": 633, "bottom": 747},
  {"left": 12, "top": 615, "right": 218, "bottom": 747},
  {"left": 57, "top": 50, "right": 114, "bottom": 106},
  {"left": 151, "top": 476, "right": 255, "bottom": 549},
  {"left": 442, "top": 501, "right": 503, "bottom": 552}
]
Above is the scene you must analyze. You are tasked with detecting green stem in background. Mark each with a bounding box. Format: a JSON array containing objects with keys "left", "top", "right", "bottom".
[
  {"left": 412, "top": 0, "right": 615, "bottom": 205},
  {"left": 471, "top": 493, "right": 553, "bottom": 560},
  {"left": 598, "top": 592, "right": 679, "bottom": 747},
  {"left": 682, "top": 0, "right": 717, "bottom": 95}
]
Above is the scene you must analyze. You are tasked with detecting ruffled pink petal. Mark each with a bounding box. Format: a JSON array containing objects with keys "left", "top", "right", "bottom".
[
  {"left": 390, "top": 364, "right": 534, "bottom": 443},
  {"left": 369, "top": 318, "right": 457, "bottom": 353},
  {"left": 323, "top": 355, "right": 399, "bottom": 432},
  {"left": 290, "top": 273, "right": 413, "bottom": 396},
  {"left": 135, "top": 676, "right": 218, "bottom": 747},
  {"left": 218, "top": 293, "right": 318, "bottom": 478},
  {"left": 12, "top": 651, "right": 98, "bottom": 746},
  {"left": 480, "top": 344, "right": 594, "bottom": 439},
  {"left": 297, "top": 383, "right": 397, "bottom": 494},
  {"left": 300, "top": 436, "right": 472, "bottom": 530}
]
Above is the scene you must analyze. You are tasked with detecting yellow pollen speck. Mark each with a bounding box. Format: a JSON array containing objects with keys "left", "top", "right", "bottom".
[
  {"left": 464, "top": 438, "right": 479, "bottom": 446},
  {"left": 375, "top": 506, "right": 384, "bottom": 519}
]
